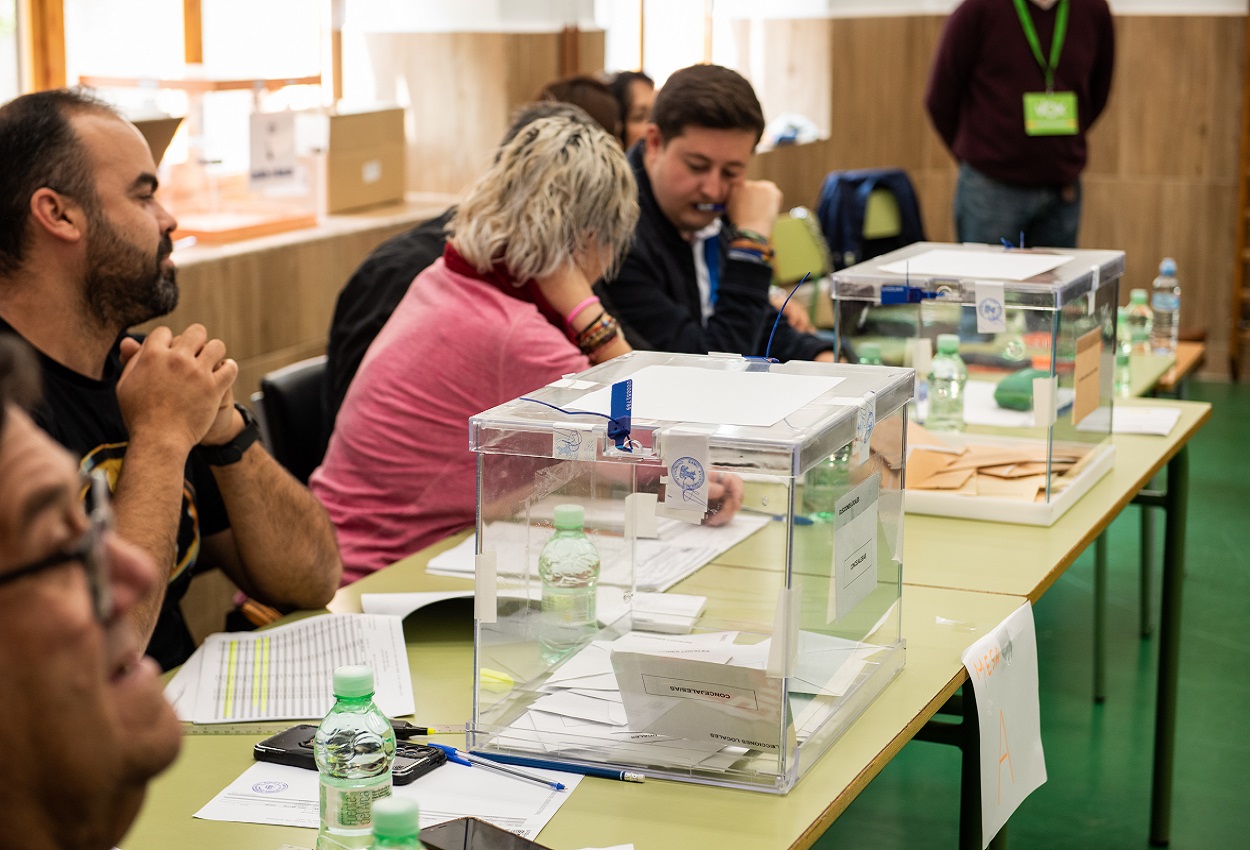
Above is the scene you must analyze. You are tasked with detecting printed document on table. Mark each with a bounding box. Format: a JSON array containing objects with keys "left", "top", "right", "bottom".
[
  {"left": 1075, "top": 405, "right": 1182, "bottom": 436},
  {"left": 196, "top": 758, "right": 581, "bottom": 841},
  {"left": 173, "top": 614, "right": 413, "bottom": 724}
]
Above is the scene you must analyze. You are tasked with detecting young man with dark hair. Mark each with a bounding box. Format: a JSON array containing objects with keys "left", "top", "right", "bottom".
[
  {"left": 598, "top": 63, "right": 833, "bottom": 363},
  {"left": 0, "top": 332, "right": 183, "bottom": 850},
  {"left": 0, "top": 88, "right": 342, "bottom": 670}
]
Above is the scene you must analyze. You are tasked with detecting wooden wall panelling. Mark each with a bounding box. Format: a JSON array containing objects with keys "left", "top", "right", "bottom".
[
  {"left": 504, "top": 32, "right": 564, "bottom": 110},
  {"left": 826, "top": 16, "right": 933, "bottom": 172},
  {"left": 363, "top": 30, "right": 602, "bottom": 196},
  {"left": 747, "top": 139, "right": 833, "bottom": 212},
  {"left": 732, "top": 18, "right": 833, "bottom": 137},
  {"left": 577, "top": 29, "right": 606, "bottom": 75}
]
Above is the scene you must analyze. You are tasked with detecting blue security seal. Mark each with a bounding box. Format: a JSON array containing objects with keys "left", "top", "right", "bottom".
[
  {"left": 671, "top": 456, "right": 706, "bottom": 501},
  {"left": 978, "top": 297, "right": 1004, "bottom": 323}
]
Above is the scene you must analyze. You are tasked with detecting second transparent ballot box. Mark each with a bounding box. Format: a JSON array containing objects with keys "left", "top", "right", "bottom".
[
  {"left": 467, "top": 352, "right": 912, "bottom": 793},
  {"left": 830, "top": 241, "right": 1124, "bottom": 525}
]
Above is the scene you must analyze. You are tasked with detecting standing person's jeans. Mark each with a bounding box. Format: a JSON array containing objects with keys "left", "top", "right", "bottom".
[{"left": 953, "top": 162, "right": 1082, "bottom": 249}]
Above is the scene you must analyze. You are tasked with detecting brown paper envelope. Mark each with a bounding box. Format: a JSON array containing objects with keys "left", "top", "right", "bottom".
[
  {"left": 942, "top": 445, "right": 1048, "bottom": 473},
  {"left": 907, "top": 449, "right": 959, "bottom": 487},
  {"left": 981, "top": 461, "right": 1073, "bottom": 478},
  {"left": 911, "top": 468, "right": 975, "bottom": 491},
  {"left": 976, "top": 473, "right": 1047, "bottom": 500}
]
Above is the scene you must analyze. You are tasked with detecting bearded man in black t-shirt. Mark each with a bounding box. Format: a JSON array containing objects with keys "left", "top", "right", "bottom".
[{"left": 0, "top": 89, "right": 342, "bottom": 669}]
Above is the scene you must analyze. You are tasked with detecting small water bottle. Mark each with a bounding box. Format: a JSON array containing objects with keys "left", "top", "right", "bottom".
[
  {"left": 1126, "top": 289, "right": 1153, "bottom": 356},
  {"left": 315, "top": 665, "right": 396, "bottom": 850},
  {"left": 370, "top": 796, "right": 421, "bottom": 849},
  {"left": 927, "top": 333, "right": 967, "bottom": 431},
  {"left": 857, "top": 341, "right": 883, "bottom": 365},
  {"left": 538, "top": 504, "right": 600, "bottom": 663},
  {"left": 1150, "top": 258, "right": 1180, "bottom": 355},
  {"left": 802, "top": 445, "right": 851, "bottom": 522},
  {"left": 1114, "top": 306, "right": 1132, "bottom": 397}
]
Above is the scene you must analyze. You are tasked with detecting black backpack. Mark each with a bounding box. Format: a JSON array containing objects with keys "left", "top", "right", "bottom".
[{"left": 816, "top": 168, "right": 926, "bottom": 270}]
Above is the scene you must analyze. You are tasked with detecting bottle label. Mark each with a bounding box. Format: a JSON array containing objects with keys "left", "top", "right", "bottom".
[
  {"left": 1151, "top": 293, "right": 1179, "bottom": 311},
  {"left": 321, "top": 776, "right": 391, "bottom": 829}
]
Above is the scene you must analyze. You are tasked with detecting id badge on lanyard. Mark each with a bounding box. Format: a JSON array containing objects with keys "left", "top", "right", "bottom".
[{"left": 1015, "top": 0, "right": 1078, "bottom": 136}]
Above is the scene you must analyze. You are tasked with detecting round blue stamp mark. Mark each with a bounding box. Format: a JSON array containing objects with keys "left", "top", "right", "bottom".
[
  {"left": 671, "top": 456, "right": 705, "bottom": 501},
  {"left": 252, "top": 780, "right": 289, "bottom": 794},
  {"left": 978, "top": 297, "right": 1004, "bottom": 324}
]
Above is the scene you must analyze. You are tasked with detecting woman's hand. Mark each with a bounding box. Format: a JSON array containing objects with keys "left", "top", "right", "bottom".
[{"left": 704, "top": 470, "right": 745, "bottom": 527}]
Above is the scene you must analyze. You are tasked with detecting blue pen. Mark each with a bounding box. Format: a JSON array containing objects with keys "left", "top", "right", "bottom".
[
  {"left": 427, "top": 743, "right": 565, "bottom": 791},
  {"left": 472, "top": 751, "right": 646, "bottom": 783},
  {"left": 695, "top": 202, "right": 726, "bottom": 212}
]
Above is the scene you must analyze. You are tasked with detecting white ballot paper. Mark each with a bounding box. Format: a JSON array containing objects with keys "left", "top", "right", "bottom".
[
  {"left": 610, "top": 651, "right": 793, "bottom": 754},
  {"left": 196, "top": 758, "right": 581, "bottom": 840},
  {"left": 961, "top": 603, "right": 1047, "bottom": 848},
  {"left": 877, "top": 249, "right": 1072, "bottom": 281},
  {"left": 171, "top": 614, "right": 413, "bottom": 723},
  {"left": 572, "top": 364, "right": 843, "bottom": 428}
]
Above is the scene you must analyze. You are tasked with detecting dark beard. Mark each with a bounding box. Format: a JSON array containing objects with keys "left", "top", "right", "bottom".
[{"left": 84, "top": 216, "right": 178, "bottom": 330}]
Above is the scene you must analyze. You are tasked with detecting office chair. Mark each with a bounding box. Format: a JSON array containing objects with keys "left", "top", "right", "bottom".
[{"left": 257, "top": 355, "right": 329, "bottom": 484}]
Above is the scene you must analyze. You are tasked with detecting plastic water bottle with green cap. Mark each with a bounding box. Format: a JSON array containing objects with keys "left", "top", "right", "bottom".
[
  {"left": 538, "top": 504, "right": 600, "bottom": 663},
  {"left": 370, "top": 796, "right": 421, "bottom": 849},
  {"left": 857, "top": 341, "right": 883, "bottom": 366},
  {"left": 315, "top": 665, "right": 396, "bottom": 849},
  {"left": 927, "top": 334, "right": 967, "bottom": 432}
]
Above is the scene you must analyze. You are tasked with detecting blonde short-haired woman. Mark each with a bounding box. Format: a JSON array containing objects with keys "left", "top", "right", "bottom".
[{"left": 311, "top": 114, "right": 639, "bottom": 581}]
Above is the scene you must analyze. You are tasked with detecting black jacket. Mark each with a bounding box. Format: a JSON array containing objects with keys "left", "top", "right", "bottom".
[
  {"left": 323, "top": 208, "right": 455, "bottom": 431},
  {"left": 596, "top": 143, "right": 831, "bottom": 362}
]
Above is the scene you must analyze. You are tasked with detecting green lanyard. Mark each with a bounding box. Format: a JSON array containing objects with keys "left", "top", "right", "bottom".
[{"left": 1012, "top": 0, "right": 1069, "bottom": 92}]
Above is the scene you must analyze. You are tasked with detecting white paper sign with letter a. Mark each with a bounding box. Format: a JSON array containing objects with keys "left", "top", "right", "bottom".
[{"left": 961, "top": 602, "right": 1046, "bottom": 848}]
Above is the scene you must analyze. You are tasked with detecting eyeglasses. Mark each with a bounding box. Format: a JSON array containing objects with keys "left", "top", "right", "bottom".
[{"left": 0, "top": 470, "right": 114, "bottom": 621}]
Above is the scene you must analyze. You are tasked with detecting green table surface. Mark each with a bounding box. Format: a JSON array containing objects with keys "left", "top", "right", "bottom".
[
  {"left": 124, "top": 400, "right": 1206, "bottom": 850},
  {"left": 127, "top": 559, "right": 1020, "bottom": 850}
]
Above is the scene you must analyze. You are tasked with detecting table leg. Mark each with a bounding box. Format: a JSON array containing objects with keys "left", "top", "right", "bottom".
[
  {"left": 959, "top": 686, "right": 981, "bottom": 850},
  {"left": 1141, "top": 491, "right": 1156, "bottom": 638},
  {"left": 1093, "top": 531, "right": 1108, "bottom": 703},
  {"left": 1150, "top": 446, "right": 1188, "bottom": 846}
]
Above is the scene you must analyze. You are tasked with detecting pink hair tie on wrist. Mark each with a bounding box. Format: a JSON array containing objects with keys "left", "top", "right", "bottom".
[{"left": 565, "top": 295, "right": 601, "bottom": 330}]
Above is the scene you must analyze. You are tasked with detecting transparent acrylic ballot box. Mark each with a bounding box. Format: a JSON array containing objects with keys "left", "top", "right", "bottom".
[
  {"left": 830, "top": 241, "right": 1123, "bottom": 525},
  {"left": 467, "top": 352, "right": 912, "bottom": 793}
]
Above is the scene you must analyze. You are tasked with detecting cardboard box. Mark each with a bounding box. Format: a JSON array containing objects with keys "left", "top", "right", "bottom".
[
  {"left": 324, "top": 107, "right": 406, "bottom": 214},
  {"left": 132, "top": 116, "right": 183, "bottom": 166}
]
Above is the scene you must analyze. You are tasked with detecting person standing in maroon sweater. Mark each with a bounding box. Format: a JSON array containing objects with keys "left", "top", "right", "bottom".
[{"left": 925, "top": 0, "right": 1114, "bottom": 248}]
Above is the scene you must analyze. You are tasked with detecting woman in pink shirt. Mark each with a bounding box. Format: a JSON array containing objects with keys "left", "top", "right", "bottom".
[{"left": 311, "top": 114, "right": 640, "bottom": 581}]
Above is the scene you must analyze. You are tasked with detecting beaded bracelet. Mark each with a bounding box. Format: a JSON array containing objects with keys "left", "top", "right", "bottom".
[
  {"left": 577, "top": 315, "right": 620, "bottom": 355},
  {"left": 733, "top": 227, "right": 771, "bottom": 246}
]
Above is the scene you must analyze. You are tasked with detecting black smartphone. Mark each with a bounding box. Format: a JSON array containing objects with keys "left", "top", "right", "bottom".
[
  {"left": 420, "top": 817, "right": 552, "bottom": 850},
  {"left": 252, "top": 724, "right": 446, "bottom": 785}
]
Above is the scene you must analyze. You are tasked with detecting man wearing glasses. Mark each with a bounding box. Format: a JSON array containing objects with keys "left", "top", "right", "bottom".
[
  {"left": 0, "top": 335, "right": 182, "bottom": 850},
  {"left": 0, "top": 89, "right": 342, "bottom": 669}
]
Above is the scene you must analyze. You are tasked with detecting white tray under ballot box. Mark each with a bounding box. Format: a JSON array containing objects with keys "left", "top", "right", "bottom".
[
  {"left": 831, "top": 242, "right": 1124, "bottom": 525},
  {"left": 467, "top": 351, "right": 912, "bottom": 793}
]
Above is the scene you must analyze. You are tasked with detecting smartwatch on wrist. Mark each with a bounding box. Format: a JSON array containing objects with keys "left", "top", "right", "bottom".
[{"left": 196, "top": 403, "right": 261, "bottom": 466}]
